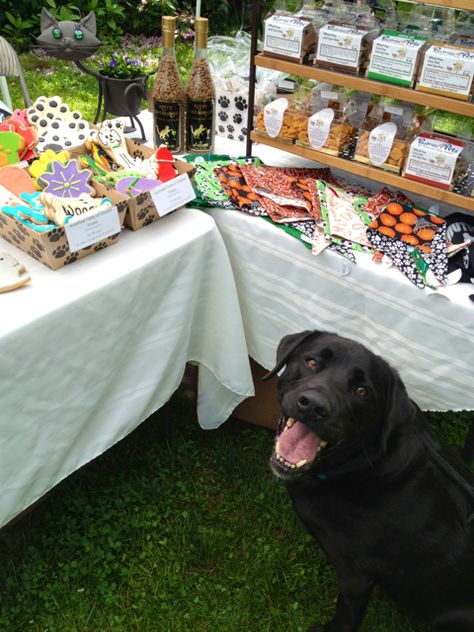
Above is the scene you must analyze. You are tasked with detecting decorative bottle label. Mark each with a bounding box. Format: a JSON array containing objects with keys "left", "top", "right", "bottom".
[
  {"left": 186, "top": 99, "right": 215, "bottom": 152},
  {"left": 153, "top": 100, "right": 184, "bottom": 153}
]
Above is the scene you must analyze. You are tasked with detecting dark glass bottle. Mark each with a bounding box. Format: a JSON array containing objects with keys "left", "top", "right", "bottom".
[
  {"left": 186, "top": 17, "right": 215, "bottom": 153},
  {"left": 152, "top": 16, "right": 185, "bottom": 153}
]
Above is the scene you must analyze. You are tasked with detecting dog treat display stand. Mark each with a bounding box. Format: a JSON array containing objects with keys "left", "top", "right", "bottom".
[{"left": 229, "top": 0, "right": 474, "bottom": 457}]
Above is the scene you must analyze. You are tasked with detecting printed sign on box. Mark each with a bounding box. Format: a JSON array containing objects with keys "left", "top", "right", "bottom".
[{"left": 403, "top": 134, "right": 465, "bottom": 190}]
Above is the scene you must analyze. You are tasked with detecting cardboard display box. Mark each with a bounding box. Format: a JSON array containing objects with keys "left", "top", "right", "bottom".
[
  {"left": 0, "top": 201, "right": 127, "bottom": 270},
  {"left": 232, "top": 359, "right": 279, "bottom": 430},
  {"left": 71, "top": 139, "right": 196, "bottom": 231}
]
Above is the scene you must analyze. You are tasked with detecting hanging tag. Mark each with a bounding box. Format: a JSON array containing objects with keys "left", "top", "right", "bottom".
[
  {"left": 368, "top": 122, "right": 397, "bottom": 166},
  {"left": 263, "top": 98, "right": 288, "bottom": 138},
  {"left": 308, "top": 108, "right": 335, "bottom": 150}
]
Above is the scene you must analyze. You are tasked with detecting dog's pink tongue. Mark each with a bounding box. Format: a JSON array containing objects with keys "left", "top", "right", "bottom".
[{"left": 279, "top": 421, "right": 319, "bottom": 464}]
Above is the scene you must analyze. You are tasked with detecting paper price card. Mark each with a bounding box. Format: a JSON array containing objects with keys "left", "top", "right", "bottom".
[
  {"left": 149, "top": 173, "right": 196, "bottom": 217},
  {"left": 64, "top": 204, "right": 121, "bottom": 253},
  {"left": 263, "top": 98, "right": 289, "bottom": 139}
]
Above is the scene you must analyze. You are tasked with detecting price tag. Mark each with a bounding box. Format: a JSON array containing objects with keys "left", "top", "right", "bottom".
[
  {"left": 149, "top": 173, "right": 196, "bottom": 217},
  {"left": 368, "top": 122, "right": 397, "bottom": 166},
  {"left": 64, "top": 204, "right": 121, "bottom": 253},
  {"left": 308, "top": 108, "right": 335, "bottom": 150},
  {"left": 263, "top": 98, "right": 288, "bottom": 138}
]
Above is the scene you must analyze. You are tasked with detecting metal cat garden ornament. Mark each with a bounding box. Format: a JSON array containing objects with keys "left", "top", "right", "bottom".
[{"left": 35, "top": 8, "right": 150, "bottom": 139}]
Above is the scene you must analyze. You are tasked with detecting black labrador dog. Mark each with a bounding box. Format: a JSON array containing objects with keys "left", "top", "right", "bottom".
[{"left": 263, "top": 330, "right": 474, "bottom": 632}]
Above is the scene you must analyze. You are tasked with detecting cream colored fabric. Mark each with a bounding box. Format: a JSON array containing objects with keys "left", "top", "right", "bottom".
[
  {"left": 0, "top": 209, "right": 253, "bottom": 527},
  {"left": 203, "top": 136, "right": 474, "bottom": 414}
]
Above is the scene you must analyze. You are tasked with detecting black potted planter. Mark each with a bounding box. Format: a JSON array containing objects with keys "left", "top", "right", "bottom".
[{"left": 95, "top": 74, "right": 153, "bottom": 139}]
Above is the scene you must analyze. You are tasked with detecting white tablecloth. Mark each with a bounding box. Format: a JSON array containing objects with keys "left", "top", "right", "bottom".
[
  {"left": 204, "top": 137, "right": 474, "bottom": 413},
  {"left": 0, "top": 208, "right": 253, "bottom": 527}
]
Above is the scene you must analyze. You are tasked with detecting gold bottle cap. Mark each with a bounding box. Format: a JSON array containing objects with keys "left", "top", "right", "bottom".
[
  {"left": 162, "top": 16, "right": 176, "bottom": 49},
  {"left": 195, "top": 17, "right": 208, "bottom": 48},
  {"left": 162, "top": 16, "right": 176, "bottom": 31}
]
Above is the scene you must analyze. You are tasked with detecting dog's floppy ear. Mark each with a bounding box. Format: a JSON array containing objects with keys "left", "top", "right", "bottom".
[
  {"left": 380, "top": 363, "right": 417, "bottom": 454},
  {"left": 262, "top": 330, "right": 321, "bottom": 381}
]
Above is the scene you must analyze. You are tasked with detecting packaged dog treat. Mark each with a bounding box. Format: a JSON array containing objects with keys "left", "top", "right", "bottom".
[
  {"left": 254, "top": 97, "right": 308, "bottom": 144},
  {"left": 315, "top": 20, "right": 380, "bottom": 74},
  {"left": 354, "top": 102, "right": 417, "bottom": 174},
  {"left": 403, "top": 133, "right": 468, "bottom": 191},
  {"left": 263, "top": 13, "right": 317, "bottom": 64},
  {"left": 367, "top": 30, "right": 428, "bottom": 87},
  {"left": 415, "top": 43, "right": 474, "bottom": 102},
  {"left": 450, "top": 10, "right": 474, "bottom": 48},
  {"left": 296, "top": 87, "right": 369, "bottom": 157}
]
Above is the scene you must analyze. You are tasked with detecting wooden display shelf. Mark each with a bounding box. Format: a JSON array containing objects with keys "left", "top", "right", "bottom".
[
  {"left": 250, "top": 131, "right": 474, "bottom": 213},
  {"left": 255, "top": 54, "right": 474, "bottom": 118},
  {"left": 411, "top": 0, "right": 473, "bottom": 8}
]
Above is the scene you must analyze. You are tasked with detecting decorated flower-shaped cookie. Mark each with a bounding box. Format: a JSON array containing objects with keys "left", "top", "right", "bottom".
[
  {"left": 38, "top": 159, "right": 95, "bottom": 198},
  {"left": 29, "top": 149, "right": 70, "bottom": 186}
]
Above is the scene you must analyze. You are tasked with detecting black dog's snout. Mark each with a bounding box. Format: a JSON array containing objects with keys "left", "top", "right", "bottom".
[{"left": 297, "top": 390, "right": 329, "bottom": 420}]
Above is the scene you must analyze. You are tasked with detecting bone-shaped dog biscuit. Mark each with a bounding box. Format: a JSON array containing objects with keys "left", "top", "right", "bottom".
[{"left": 39, "top": 192, "right": 112, "bottom": 226}]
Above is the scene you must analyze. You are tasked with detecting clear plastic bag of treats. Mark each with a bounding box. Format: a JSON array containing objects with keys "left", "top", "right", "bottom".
[
  {"left": 450, "top": 11, "right": 474, "bottom": 48},
  {"left": 354, "top": 100, "right": 420, "bottom": 174},
  {"left": 262, "top": 8, "right": 317, "bottom": 64},
  {"left": 296, "top": 84, "right": 369, "bottom": 156},
  {"left": 254, "top": 89, "right": 310, "bottom": 144},
  {"left": 314, "top": 2, "right": 381, "bottom": 75}
]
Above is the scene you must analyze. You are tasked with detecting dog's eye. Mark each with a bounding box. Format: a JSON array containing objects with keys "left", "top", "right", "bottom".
[
  {"left": 305, "top": 357, "right": 318, "bottom": 370},
  {"left": 355, "top": 387, "right": 368, "bottom": 398}
]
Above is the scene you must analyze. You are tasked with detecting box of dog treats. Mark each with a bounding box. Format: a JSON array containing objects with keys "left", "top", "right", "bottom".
[
  {"left": 415, "top": 42, "right": 474, "bottom": 102},
  {"left": 315, "top": 21, "right": 380, "bottom": 75},
  {"left": 70, "top": 136, "right": 196, "bottom": 231},
  {"left": 0, "top": 158, "right": 128, "bottom": 270},
  {"left": 296, "top": 87, "right": 370, "bottom": 157},
  {"left": 354, "top": 102, "right": 418, "bottom": 174},
  {"left": 254, "top": 97, "right": 308, "bottom": 145},
  {"left": 402, "top": 133, "right": 467, "bottom": 190},
  {"left": 263, "top": 13, "right": 317, "bottom": 64},
  {"left": 367, "top": 30, "right": 428, "bottom": 88}
]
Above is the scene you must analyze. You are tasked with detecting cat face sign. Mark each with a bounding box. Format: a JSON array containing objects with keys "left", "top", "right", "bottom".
[{"left": 36, "top": 8, "right": 101, "bottom": 61}]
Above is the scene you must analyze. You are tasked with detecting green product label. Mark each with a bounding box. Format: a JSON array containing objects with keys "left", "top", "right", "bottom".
[
  {"left": 186, "top": 99, "right": 214, "bottom": 152},
  {"left": 366, "top": 70, "right": 412, "bottom": 87},
  {"left": 153, "top": 100, "right": 184, "bottom": 152}
]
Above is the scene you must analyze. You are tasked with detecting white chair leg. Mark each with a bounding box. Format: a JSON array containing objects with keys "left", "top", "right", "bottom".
[{"left": 0, "top": 76, "right": 13, "bottom": 110}]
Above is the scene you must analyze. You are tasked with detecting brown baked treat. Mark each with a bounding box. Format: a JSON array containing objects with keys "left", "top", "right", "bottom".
[
  {"left": 355, "top": 131, "right": 407, "bottom": 173},
  {"left": 255, "top": 108, "right": 307, "bottom": 142},
  {"left": 296, "top": 116, "right": 355, "bottom": 155}
]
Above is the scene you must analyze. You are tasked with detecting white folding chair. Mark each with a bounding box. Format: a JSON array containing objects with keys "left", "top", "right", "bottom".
[{"left": 0, "top": 36, "right": 31, "bottom": 109}]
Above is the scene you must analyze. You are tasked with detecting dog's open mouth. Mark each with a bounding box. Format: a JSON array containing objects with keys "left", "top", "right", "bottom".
[{"left": 274, "top": 417, "right": 327, "bottom": 471}]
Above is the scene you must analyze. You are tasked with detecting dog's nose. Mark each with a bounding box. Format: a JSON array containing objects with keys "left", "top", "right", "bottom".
[{"left": 297, "top": 391, "right": 329, "bottom": 420}]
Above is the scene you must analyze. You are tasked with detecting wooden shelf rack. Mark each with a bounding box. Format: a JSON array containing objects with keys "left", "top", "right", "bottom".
[
  {"left": 255, "top": 54, "right": 474, "bottom": 119},
  {"left": 250, "top": 132, "right": 474, "bottom": 212},
  {"left": 246, "top": 0, "right": 474, "bottom": 215}
]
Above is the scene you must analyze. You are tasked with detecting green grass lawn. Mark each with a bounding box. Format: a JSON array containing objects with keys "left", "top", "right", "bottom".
[
  {"left": 7, "top": 42, "right": 193, "bottom": 122},
  {"left": 0, "top": 386, "right": 471, "bottom": 632},
  {"left": 1, "top": 47, "right": 472, "bottom": 632}
]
